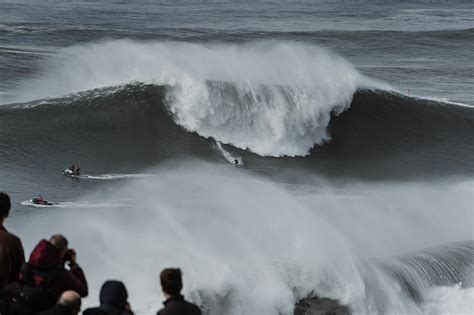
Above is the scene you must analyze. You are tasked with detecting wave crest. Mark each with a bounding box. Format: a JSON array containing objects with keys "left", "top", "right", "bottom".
[{"left": 5, "top": 40, "right": 377, "bottom": 156}]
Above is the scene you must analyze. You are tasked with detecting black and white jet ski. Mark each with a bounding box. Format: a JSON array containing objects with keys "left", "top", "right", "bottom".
[{"left": 63, "top": 168, "right": 81, "bottom": 178}]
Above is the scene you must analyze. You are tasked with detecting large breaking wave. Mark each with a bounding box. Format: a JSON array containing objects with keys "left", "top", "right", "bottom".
[
  {"left": 5, "top": 39, "right": 469, "bottom": 179},
  {"left": 2, "top": 40, "right": 387, "bottom": 156},
  {"left": 1, "top": 83, "right": 472, "bottom": 180}
]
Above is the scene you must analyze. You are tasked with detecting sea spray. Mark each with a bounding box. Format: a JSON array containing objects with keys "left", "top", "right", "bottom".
[{"left": 15, "top": 162, "right": 474, "bottom": 314}]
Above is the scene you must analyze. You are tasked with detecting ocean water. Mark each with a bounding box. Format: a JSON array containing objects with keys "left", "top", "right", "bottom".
[{"left": 0, "top": 1, "right": 473, "bottom": 314}]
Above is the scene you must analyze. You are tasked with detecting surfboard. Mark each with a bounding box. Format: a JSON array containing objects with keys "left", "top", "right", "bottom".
[{"left": 216, "top": 141, "right": 243, "bottom": 167}]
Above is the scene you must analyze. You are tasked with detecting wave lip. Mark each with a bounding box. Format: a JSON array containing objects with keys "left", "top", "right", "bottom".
[{"left": 162, "top": 42, "right": 367, "bottom": 157}]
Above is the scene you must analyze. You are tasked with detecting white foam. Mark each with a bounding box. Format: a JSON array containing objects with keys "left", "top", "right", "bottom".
[
  {"left": 77, "top": 174, "right": 154, "bottom": 180},
  {"left": 394, "top": 88, "right": 474, "bottom": 108},
  {"left": 2, "top": 40, "right": 382, "bottom": 156},
  {"left": 20, "top": 199, "right": 134, "bottom": 208},
  {"left": 421, "top": 284, "right": 474, "bottom": 315},
  {"left": 20, "top": 200, "right": 59, "bottom": 208},
  {"left": 15, "top": 163, "right": 474, "bottom": 314},
  {"left": 414, "top": 95, "right": 474, "bottom": 108}
]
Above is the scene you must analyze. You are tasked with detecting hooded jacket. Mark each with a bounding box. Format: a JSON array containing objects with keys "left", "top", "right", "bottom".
[
  {"left": 0, "top": 225, "right": 25, "bottom": 288},
  {"left": 83, "top": 280, "right": 133, "bottom": 315},
  {"left": 23, "top": 240, "right": 88, "bottom": 300}
]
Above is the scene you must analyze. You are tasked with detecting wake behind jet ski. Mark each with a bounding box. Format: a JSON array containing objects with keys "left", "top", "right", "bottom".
[{"left": 63, "top": 164, "right": 81, "bottom": 177}]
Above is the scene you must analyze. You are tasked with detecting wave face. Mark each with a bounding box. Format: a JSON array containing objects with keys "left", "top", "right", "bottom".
[
  {"left": 2, "top": 41, "right": 381, "bottom": 157},
  {"left": 1, "top": 83, "right": 472, "bottom": 180},
  {"left": 4, "top": 40, "right": 473, "bottom": 167}
]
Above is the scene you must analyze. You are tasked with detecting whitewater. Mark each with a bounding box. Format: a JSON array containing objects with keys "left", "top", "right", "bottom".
[{"left": 13, "top": 164, "right": 473, "bottom": 314}]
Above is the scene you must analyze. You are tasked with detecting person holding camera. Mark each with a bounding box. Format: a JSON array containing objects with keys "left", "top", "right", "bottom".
[
  {"left": 22, "top": 234, "right": 88, "bottom": 301},
  {"left": 1, "top": 235, "right": 87, "bottom": 315}
]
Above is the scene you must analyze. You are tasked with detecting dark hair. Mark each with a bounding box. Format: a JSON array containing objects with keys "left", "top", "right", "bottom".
[
  {"left": 0, "top": 192, "right": 11, "bottom": 219},
  {"left": 160, "top": 268, "right": 183, "bottom": 296}
]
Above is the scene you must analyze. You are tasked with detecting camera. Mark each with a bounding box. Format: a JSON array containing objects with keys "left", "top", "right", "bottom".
[{"left": 63, "top": 248, "right": 75, "bottom": 262}]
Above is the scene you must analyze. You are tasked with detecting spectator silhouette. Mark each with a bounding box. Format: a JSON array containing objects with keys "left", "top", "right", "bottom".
[
  {"left": 0, "top": 192, "right": 25, "bottom": 289},
  {"left": 157, "top": 268, "right": 201, "bottom": 315},
  {"left": 83, "top": 280, "right": 133, "bottom": 315},
  {"left": 21, "top": 234, "right": 88, "bottom": 303}
]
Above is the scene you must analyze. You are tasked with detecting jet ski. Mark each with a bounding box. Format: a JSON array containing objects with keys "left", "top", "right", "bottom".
[
  {"left": 31, "top": 197, "right": 54, "bottom": 206},
  {"left": 32, "top": 199, "right": 54, "bottom": 206},
  {"left": 63, "top": 168, "right": 81, "bottom": 178}
]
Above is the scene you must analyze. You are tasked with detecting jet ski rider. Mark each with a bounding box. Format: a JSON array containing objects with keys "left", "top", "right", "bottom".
[
  {"left": 67, "top": 164, "right": 80, "bottom": 176},
  {"left": 33, "top": 195, "right": 44, "bottom": 204}
]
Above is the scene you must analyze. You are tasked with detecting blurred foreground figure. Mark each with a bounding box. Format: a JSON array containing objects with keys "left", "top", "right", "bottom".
[
  {"left": 22, "top": 234, "right": 88, "bottom": 300},
  {"left": 0, "top": 192, "right": 25, "bottom": 289},
  {"left": 36, "top": 290, "right": 82, "bottom": 315},
  {"left": 0, "top": 235, "right": 87, "bottom": 315}
]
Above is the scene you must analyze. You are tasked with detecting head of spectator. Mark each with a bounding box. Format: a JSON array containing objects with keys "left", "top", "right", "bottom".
[
  {"left": 27, "top": 235, "right": 66, "bottom": 270},
  {"left": 160, "top": 268, "right": 183, "bottom": 298},
  {"left": 83, "top": 280, "right": 132, "bottom": 315},
  {"left": 58, "top": 290, "right": 82, "bottom": 315},
  {"left": 0, "top": 192, "right": 11, "bottom": 224},
  {"left": 157, "top": 268, "right": 201, "bottom": 315},
  {"left": 49, "top": 234, "right": 69, "bottom": 260},
  {"left": 100, "top": 280, "right": 129, "bottom": 310}
]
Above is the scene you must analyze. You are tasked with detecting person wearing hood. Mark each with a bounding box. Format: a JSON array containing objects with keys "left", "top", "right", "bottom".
[
  {"left": 21, "top": 234, "right": 88, "bottom": 303},
  {"left": 83, "top": 280, "right": 133, "bottom": 315},
  {"left": 0, "top": 192, "right": 25, "bottom": 289}
]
